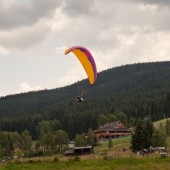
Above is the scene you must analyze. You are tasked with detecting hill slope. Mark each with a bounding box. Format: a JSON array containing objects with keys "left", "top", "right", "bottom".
[{"left": 0, "top": 61, "right": 169, "bottom": 138}]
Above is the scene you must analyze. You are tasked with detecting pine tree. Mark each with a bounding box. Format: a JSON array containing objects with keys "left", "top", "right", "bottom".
[
  {"left": 164, "top": 93, "right": 170, "bottom": 117},
  {"left": 131, "top": 118, "right": 154, "bottom": 152},
  {"left": 142, "top": 118, "right": 154, "bottom": 150},
  {"left": 131, "top": 122, "right": 145, "bottom": 152},
  {"left": 87, "top": 129, "right": 95, "bottom": 146},
  {"left": 165, "top": 119, "right": 170, "bottom": 136}
]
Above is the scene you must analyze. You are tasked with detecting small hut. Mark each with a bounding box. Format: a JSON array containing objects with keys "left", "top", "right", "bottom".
[{"left": 64, "top": 146, "right": 93, "bottom": 156}]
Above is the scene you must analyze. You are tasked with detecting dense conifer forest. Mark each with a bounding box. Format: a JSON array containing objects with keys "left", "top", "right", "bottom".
[{"left": 0, "top": 61, "right": 169, "bottom": 139}]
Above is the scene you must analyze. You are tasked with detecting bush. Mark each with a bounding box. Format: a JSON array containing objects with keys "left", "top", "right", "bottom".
[
  {"left": 53, "top": 157, "right": 59, "bottom": 162},
  {"left": 28, "top": 160, "right": 34, "bottom": 163}
]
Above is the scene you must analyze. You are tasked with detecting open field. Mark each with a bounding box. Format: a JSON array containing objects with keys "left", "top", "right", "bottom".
[
  {"left": 1, "top": 136, "right": 170, "bottom": 170},
  {"left": 0, "top": 158, "right": 170, "bottom": 170},
  {"left": 153, "top": 118, "right": 170, "bottom": 129},
  {"left": 94, "top": 136, "right": 132, "bottom": 158}
]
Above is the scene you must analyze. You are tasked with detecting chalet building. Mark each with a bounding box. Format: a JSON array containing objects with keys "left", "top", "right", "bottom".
[{"left": 95, "top": 121, "right": 132, "bottom": 140}]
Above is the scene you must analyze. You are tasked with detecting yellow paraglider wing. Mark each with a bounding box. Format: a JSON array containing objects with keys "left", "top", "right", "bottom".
[{"left": 65, "top": 46, "right": 97, "bottom": 84}]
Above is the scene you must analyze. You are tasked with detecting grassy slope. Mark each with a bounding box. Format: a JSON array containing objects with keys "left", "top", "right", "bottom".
[
  {"left": 94, "top": 137, "right": 131, "bottom": 157},
  {"left": 153, "top": 118, "right": 170, "bottom": 150},
  {"left": 153, "top": 118, "right": 169, "bottom": 129}
]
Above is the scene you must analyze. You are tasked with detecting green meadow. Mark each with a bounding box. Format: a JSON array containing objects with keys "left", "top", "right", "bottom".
[
  {"left": 154, "top": 119, "right": 167, "bottom": 128},
  {"left": 0, "top": 158, "right": 170, "bottom": 170},
  {"left": 0, "top": 135, "right": 170, "bottom": 170}
]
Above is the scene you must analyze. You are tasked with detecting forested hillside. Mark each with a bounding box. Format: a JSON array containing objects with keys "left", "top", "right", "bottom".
[{"left": 0, "top": 61, "right": 170, "bottom": 139}]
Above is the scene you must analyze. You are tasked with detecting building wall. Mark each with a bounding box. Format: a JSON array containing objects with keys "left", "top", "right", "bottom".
[{"left": 95, "top": 121, "right": 132, "bottom": 140}]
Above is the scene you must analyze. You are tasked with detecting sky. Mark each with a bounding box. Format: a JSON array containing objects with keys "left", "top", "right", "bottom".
[{"left": 0, "top": 0, "right": 170, "bottom": 96}]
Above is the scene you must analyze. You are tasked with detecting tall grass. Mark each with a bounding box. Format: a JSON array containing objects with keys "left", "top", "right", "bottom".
[{"left": 0, "top": 158, "right": 170, "bottom": 170}]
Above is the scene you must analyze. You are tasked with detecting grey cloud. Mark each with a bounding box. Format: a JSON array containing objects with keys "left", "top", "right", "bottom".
[
  {"left": 141, "top": 0, "right": 170, "bottom": 5},
  {"left": 0, "top": 0, "right": 62, "bottom": 29},
  {"left": 0, "top": 20, "right": 50, "bottom": 50},
  {"left": 63, "top": 0, "right": 95, "bottom": 16},
  {"left": 153, "top": 10, "right": 170, "bottom": 31},
  {"left": 130, "top": 0, "right": 170, "bottom": 6}
]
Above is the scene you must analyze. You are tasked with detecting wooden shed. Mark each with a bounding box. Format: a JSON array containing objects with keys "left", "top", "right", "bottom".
[{"left": 64, "top": 146, "right": 93, "bottom": 156}]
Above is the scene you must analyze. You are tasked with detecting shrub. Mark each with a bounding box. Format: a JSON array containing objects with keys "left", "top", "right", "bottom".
[{"left": 53, "top": 157, "right": 59, "bottom": 162}]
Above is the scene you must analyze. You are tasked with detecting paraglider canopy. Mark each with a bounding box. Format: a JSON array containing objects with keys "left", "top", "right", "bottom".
[{"left": 65, "top": 46, "right": 97, "bottom": 84}]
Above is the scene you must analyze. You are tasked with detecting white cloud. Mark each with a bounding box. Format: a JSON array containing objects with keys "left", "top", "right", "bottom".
[
  {"left": 0, "top": 45, "right": 10, "bottom": 55},
  {"left": 18, "top": 82, "right": 43, "bottom": 93},
  {"left": 138, "top": 3, "right": 158, "bottom": 11}
]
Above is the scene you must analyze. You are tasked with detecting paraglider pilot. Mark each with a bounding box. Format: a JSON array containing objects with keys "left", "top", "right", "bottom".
[{"left": 76, "top": 96, "right": 84, "bottom": 102}]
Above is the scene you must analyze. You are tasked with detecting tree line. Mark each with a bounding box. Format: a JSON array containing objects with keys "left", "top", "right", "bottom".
[{"left": 0, "top": 127, "right": 96, "bottom": 159}]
